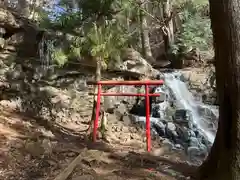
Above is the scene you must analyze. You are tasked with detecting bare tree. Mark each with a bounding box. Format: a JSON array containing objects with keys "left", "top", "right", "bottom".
[{"left": 139, "top": 0, "right": 155, "bottom": 63}]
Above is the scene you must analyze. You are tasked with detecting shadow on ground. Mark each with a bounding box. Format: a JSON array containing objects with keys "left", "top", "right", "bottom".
[{"left": 0, "top": 107, "right": 197, "bottom": 180}]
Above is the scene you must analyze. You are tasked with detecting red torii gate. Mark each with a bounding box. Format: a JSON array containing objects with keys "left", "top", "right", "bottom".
[{"left": 87, "top": 80, "right": 164, "bottom": 152}]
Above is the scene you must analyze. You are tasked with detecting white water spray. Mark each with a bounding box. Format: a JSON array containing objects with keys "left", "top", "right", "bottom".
[{"left": 163, "top": 72, "right": 217, "bottom": 143}]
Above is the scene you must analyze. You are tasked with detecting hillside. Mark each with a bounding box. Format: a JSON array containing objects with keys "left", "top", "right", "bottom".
[
  {"left": 0, "top": 1, "right": 217, "bottom": 180},
  {"left": 0, "top": 89, "right": 197, "bottom": 180}
]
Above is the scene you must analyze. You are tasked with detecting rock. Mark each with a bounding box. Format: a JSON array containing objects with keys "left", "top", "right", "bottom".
[
  {"left": 192, "top": 122, "right": 197, "bottom": 129},
  {"left": 197, "top": 106, "right": 218, "bottom": 129},
  {"left": 153, "top": 58, "right": 172, "bottom": 68},
  {"left": 180, "top": 67, "right": 218, "bottom": 106},
  {"left": 24, "top": 141, "right": 45, "bottom": 158},
  {"left": 51, "top": 93, "right": 70, "bottom": 106},
  {"left": 135, "top": 118, "right": 147, "bottom": 129},
  {"left": 71, "top": 78, "right": 88, "bottom": 91},
  {"left": 151, "top": 146, "right": 170, "bottom": 156},
  {"left": 187, "top": 121, "right": 194, "bottom": 129},
  {"left": 103, "top": 96, "right": 118, "bottom": 113},
  {"left": 133, "top": 116, "right": 156, "bottom": 130},
  {"left": 40, "top": 130, "right": 55, "bottom": 139},
  {"left": 175, "top": 144, "right": 182, "bottom": 149},
  {"left": 202, "top": 92, "right": 218, "bottom": 105},
  {"left": 174, "top": 109, "right": 193, "bottom": 124},
  {"left": 151, "top": 129, "right": 159, "bottom": 137},
  {"left": 0, "top": 66, "right": 8, "bottom": 76},
  {"left": 152, "top": 121, "right": 166, "bottom": 136},
  {"left": 155, "top": 95, "right": 167, "bottom": 104},
  {"left": 187, "top": 146, "right": 201, "bottom": 161},
  {"left": 129, "top": 102, "right": 146, "bottom": 116},
  {"left": 0, "top": 99, "right": 20, "bottom": 110},
  {"left": 5, "top": 64, "right": 24, "bottom": 80},
  {"left": 130, "top": 133, "right": 135, "bottom": 139},
  {"left": 187, "top": 143, "right": 208, "bottom": 164},
  {"left": 189, "top": 137, "right": 200, "bottom": 147},
  {"left": 199, "top": 143, "right": 208, "bottom": 155},
  {"left": 188, "top": 130, "right": 196, "bottom": 138},
  {"left": 121, "top": 114, "right": 132, "bottom": 126},
  {"left": 114, "top": 103, "right": 127, "bottom": 119},
  {"left": 159, "top": 102, "right": 170, "bottom": 118},
  {"left": 104, "top": 85, "right": 137, "bottom": 113},
  {"left": 151, "top": 86, "right": 167, "bottom": 103},
  {"left": 194, "top": 131, "right": 212, "bottom": 148},
  {"left": 162, "top": 138, "right": 174, "bottom": 150},
  {"left": 166, "top": 122, "right": 176, "bottom": 132},
  {"left": 0, "top": 27, "right": 6, "bottom": 35},
  {"left": 152, "top": 105, "right": 161, "bottom": 118},
  {"left": 39, "top": 86, "right": 60, "bottom": 96},
  {"left": 195, "top": 130, "right": 206, "bottom": 140},
  {"left": 112, "top": 125, "right": 121, "bottom": 132},
  {"left": 165, "top": 122, "right": 178, "bottom": 141},
  {"left": 41, "top": 139, "right": 52, "bottom": 155},
  {"left": 126, "top": 114, "right": 139, "bottom": 124},
  {"left": 8, "top": 29, "right": 39, "bottom": 58},
  {"left": 150, "top": 87, "right": 169, "bottom": 119},
  {"left": 120, "top": 48, "right": 159, "bottom": 77},
  {"left": 179, "top": 74, "right": 188, "bottom": 82},
  {"left": 10, "top": 141, "right": 24, "bottom": 149},
  {"left": 156, "top": 73, "right": 165, "bottom": 80},
  {"left": 0, "top": 37, "right": 4, "bottom": 48},
  {"left": 176, "top": 126, "right": 190, "bottom": 142},
  {"left": 0, "top": 6, "right": 21, "bottom": 29}
]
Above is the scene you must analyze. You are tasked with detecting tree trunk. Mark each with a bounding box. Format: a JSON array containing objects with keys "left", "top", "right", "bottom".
[
  {"left": 29, "top": 0, "right": 42, "bottom": 21},
  {"left": 89, "top": 57, "right": 102, "bottom": 138},
  {"left": 162, "top": 0, "right": 174, "bottom": 54},
  {"left": 100, "top": 110, "right": 108, "bottom": 140},
  {"left": 198, "top": 0, "right": 240, "bottom": 179},
  {"left": 139, "top": 1, "right": 154, "bottom": 63},
  {"left": 18, "top": 0, "right": 30, "bottom": 17}
]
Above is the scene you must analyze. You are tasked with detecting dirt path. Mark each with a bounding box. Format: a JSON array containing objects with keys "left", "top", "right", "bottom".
[{"left": 0, "top": 102, "right": 196, "bottom": 180}]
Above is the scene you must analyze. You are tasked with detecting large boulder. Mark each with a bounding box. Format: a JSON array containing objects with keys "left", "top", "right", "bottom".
[
  {"left": 110, "top": 48, "right": 159, "bottom": 78},
  {"left": 103, "top": 84, "right": 140, "bottom": 113},
  {"left": 0, "top": 5, "right": 42, "bottom": 58},
  {"left": 174, "top": 109, "right": 193, "bottom": 124}
]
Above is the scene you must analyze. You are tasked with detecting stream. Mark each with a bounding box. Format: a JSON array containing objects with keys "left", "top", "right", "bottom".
[{"left": 132, "top": 70, "right": 218, "bottom": 164}]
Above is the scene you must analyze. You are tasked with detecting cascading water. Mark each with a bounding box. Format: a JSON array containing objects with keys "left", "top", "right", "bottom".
[
  {"left": 38, "top": 33, "right": 55, "bottom": 77},
  {"left": 131, "top": 70, "right": 218, "bottom": 163},
  {"left": 162, "top": 71, "right": 217, "bottom": 143}
]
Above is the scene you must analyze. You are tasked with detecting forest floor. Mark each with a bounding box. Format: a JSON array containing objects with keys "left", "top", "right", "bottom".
[
  {"left": 0, "top": 66, "right": 211, "bottom": 180},
  {"left": 0, "top": 103, "right": 197, "bottom": 180}
]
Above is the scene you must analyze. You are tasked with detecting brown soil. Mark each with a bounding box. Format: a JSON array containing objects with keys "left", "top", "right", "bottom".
[{"left": 0, "top": 103, "right": 197, "bottom": 180}]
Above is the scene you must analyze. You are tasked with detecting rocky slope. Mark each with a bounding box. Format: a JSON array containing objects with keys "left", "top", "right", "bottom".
[
  {"left": 180, "top": 66, "right": 216, "bottom": 105},
  {"left": 0, "top": 61, "right": 217, "bottom": 180},
  {"left": 0, "top": 5, "right": 218, "bottom": 179},
  {"left": 0, "top": 85, "right": 197, "bottom": 180},
  {"left": 0, "top": 48, "right": 218, "bottom": 180}
]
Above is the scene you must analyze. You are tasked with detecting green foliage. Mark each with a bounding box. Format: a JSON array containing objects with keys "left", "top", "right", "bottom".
[
  {"left": 52, "top": 48, "right": 68, "bottom": 66},
  {"left": 37, "top": 0, "right": 213, "bottom": 66},
  {"left": 37, "top": 0, "right": 135, "bottom": 67},
  {"left": 68, "top": 46, "right": 81, "bottom": 59},
  {"left": 171, "top": 0, "right": 212, "bottom": 55},
  {"left": 81, "top": 21, "right": 128, "bottom": 62},
  {"left": 38, "top": 11, "right": 52, "bottom": 29}
]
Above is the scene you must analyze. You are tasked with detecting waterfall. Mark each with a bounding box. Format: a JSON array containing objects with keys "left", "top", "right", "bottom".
[
  {"left": 130, "top": 69, "right": 218, "bottom": 163},
  {"left": 163, "top": 71, "right": 217, "bottom": 143},
  {"left": 38, "top": 32, "right": 55, "bottom": 76}
]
